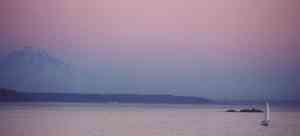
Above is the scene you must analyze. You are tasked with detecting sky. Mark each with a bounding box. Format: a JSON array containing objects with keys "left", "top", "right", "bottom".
[{"left": 0, "top": 0, "right": 300, "bottom": 100}]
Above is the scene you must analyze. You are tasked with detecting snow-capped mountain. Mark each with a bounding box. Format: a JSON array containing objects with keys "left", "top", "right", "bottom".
[{"left": 0, "top": 47, "right": 90, "bottom": 92}]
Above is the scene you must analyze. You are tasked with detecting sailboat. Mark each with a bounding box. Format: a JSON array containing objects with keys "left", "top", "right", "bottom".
[{"left": 261, "top": 102, "right": 270, "bottom": 126}]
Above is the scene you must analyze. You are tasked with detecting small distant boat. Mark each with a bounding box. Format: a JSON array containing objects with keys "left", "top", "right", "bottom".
[{"left": 261, "top": 102, "right": 270, "bottom": 126}]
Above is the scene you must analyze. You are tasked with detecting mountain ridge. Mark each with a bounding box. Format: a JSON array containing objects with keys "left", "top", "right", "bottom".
[{"left": 0, "top": 88, "right": 213, "bottom": 104}]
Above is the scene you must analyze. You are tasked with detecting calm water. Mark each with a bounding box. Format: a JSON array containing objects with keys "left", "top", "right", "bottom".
[{"left": 0, "top": 103, "right": 300, "bottom": 136}]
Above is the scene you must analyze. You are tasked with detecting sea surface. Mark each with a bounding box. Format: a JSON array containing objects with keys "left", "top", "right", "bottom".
[{"left": 0, "top": 103, "right": 300, "bottom": 136}]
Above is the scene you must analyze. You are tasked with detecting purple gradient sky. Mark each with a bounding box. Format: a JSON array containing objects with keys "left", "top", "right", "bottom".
[{"left": 0, "top": 0, "right": 299, "bottom": 100}]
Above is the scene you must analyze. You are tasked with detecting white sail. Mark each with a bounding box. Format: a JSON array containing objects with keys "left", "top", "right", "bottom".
[
  {"left": 265, "top": 102, "right": 270, "bottom": 121},
  {"left": 261, "top": 102, "right": 270, "bottom": 126}
]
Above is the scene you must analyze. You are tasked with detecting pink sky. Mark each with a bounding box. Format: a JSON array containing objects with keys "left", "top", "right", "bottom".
[
  {"left": 1, "top": 0, "right": 299, "bottom": 74},
  {"left": 0, "top": 0, "right": 299, "bottom": 99},
  {"left": 1, "top": 0, "right": 299, "bottom": 67}
]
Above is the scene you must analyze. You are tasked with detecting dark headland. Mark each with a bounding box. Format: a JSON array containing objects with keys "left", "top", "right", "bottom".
[{"left": 0, "top": 88, "right": 212, "bottom": 104}]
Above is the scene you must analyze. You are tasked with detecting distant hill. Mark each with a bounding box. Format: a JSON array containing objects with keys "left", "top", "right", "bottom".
[
  {"left": 0, "top": 47, "right": 213, "bottom": 104},
  {"left": 0, "top": 47, "right": 93, "bottom": 92},
  {"left": 0, "top": 89, "right": 212, "bottom": 104},
  {"left": 0, "top": 88, "right": 17, "bottom": 97}
]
